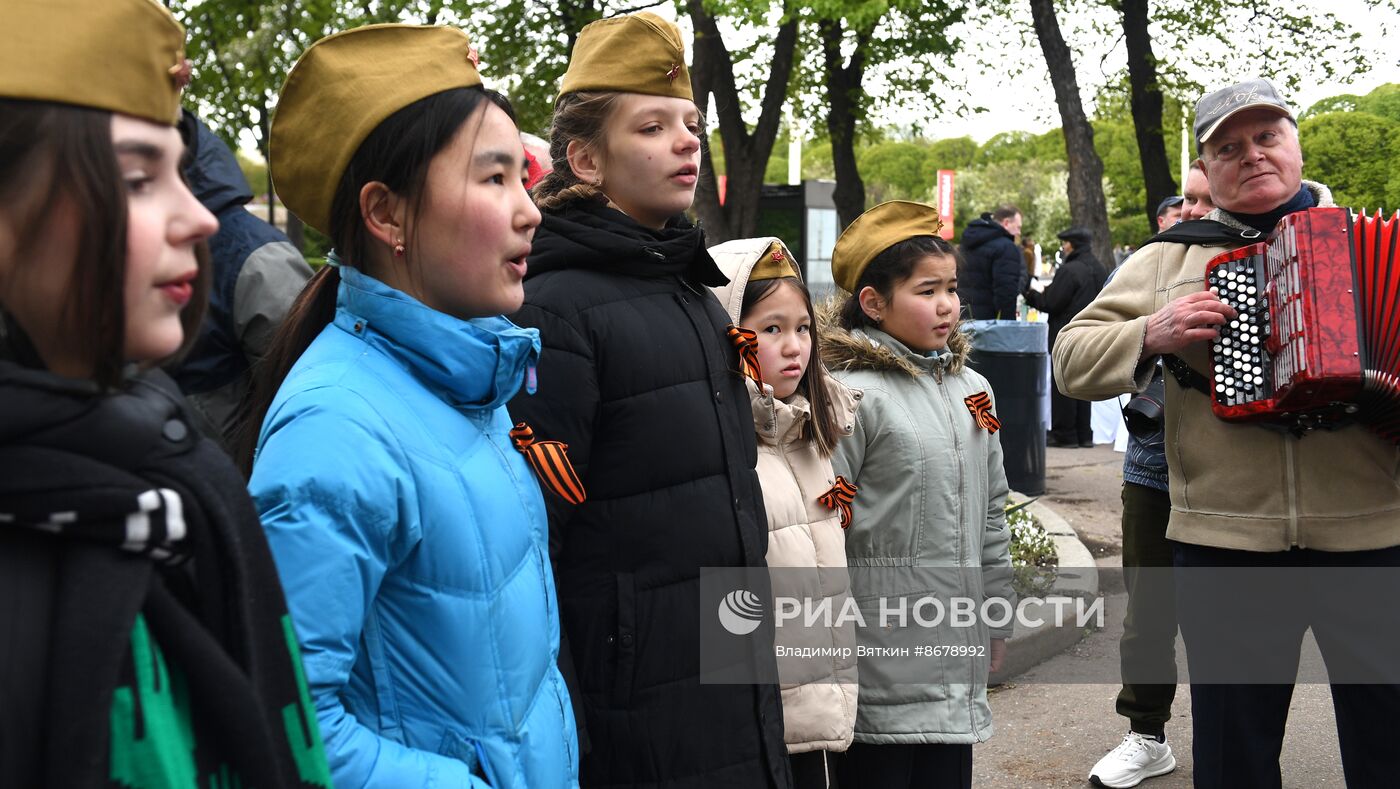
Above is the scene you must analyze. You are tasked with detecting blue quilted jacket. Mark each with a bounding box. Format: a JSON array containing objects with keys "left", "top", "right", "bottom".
[{"left": 250, "top": 265, "right": 578, "bottom": 788}]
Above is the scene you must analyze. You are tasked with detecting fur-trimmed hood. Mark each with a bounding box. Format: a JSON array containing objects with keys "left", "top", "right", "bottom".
[{"left": 816, "top": 298, "right": 970, "bottom": 381}]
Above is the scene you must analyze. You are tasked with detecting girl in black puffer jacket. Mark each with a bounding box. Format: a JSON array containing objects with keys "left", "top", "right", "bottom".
[{"left": 507, "top": 11, "right": 790, "bottom": 789}]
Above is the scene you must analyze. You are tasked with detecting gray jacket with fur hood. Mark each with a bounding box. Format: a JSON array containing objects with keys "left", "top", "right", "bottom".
[{"left": 821, "top": 318, "right": 1013, "bottom": 745}]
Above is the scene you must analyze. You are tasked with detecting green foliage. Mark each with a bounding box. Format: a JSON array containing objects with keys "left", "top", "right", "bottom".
[
  {"left": 474, "top": 0, "right": 605, "bottom": 137},
  {"left": 978, "top": 131, "right": 1042, "bottom": 166},
  {"left": 236, "top": 151, "right": 268, "bottom": 198},
  {"left": 301, "top": 225, "right": 333, "bottom": 265},
  {"left": 1108, "top": 213, "right": 1151, "bottom": 248},
  {"left": 858, "top": 141, "right": 935, "bottom": 203},
  {"left": 1089, "top": 78, "right": 1191, "bottom": 239},
  {"left": 1299, "top": 111, "right": 1400, "bottom": 212},
  {"left": 1007, "top": 499, "right": 1058, "bottom": 599},
  {"left": 1301, "top": 94, "right": 1363, "bottom": 119},
  {"left": 803, "top": 139, "right": 837, "bottom": 180},
  {"left": 925, "top": 136, "right": 979, "bottom": 172},
  {"left": 1358, "top": 84, "right": 1400, "bottom": 125}
]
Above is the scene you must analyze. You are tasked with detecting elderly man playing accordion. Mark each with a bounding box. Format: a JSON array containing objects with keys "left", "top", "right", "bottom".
[{"left": 1054, "top": 78, "right": 1400, "bottom": 789}]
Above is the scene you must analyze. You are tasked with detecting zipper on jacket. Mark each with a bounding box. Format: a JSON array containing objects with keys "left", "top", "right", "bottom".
[
  {"left": 937, "top": 378, "right": 968, "bottom": 570},
  {"left": 675, "top": 273, "right": 706, "bottom": 298},
  {"left": 1285, "top": 439, "right": 1299, "bottom": 546}
]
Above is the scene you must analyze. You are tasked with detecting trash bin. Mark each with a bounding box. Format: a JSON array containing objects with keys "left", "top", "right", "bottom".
[{"left": 963, "top": 320, "right": 1048, "bottom": 496}]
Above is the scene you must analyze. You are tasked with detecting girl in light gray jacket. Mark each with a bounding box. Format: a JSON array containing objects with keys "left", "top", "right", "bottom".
[{"left": 821, "top": 201, "right": 1014, "bottom": 789}]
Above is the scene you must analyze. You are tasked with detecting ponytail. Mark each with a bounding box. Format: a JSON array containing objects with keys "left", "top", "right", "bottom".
[
  {"left": 531, "top": 91, "right": 618, "bottom": 213},
  {"left": 233, "top": 264, "right": 339, "bottom": 474}
]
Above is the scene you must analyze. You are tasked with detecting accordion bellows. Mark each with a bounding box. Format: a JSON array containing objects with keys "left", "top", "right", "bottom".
[{"left": 1204, "top": 207, "right": 1400, "bottom": 443}]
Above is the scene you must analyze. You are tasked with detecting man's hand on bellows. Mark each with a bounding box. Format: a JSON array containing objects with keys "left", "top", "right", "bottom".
[{"left": 1142, "top": 291, "right": 1238, "bottom": 355}]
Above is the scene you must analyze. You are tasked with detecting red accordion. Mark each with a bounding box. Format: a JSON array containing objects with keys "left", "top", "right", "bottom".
[{"left": 1203, "top": 207, "right": 1400, "bottom": 442}]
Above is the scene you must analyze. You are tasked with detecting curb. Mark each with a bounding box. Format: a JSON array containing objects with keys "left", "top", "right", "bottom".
[{"left": 989, "top": 496, "right": 1100, "bottom": 683}]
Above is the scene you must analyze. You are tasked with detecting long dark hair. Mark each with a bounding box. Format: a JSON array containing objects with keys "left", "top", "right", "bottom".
[
  {"left": 236, "top": 86, "right": 511, "bottom": 473},
  {"left": 0, "top": 99, "right": 208, "bottom": 389},
  {"left": 741, "top": 277, "right": 843, "bottom": 457}
]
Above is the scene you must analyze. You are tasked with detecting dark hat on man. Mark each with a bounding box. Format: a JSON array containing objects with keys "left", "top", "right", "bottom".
[
  {"left": 1194, "top": 78, "right": 1295, "bottom": 152},
  {"left": 1057, "top": 226, "right": 1092, "bottom": 246},
  {"left": 1156, "top": 195, "right": 1184, "bottom": 218}
]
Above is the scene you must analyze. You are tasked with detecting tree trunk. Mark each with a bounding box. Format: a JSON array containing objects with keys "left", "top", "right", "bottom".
[
  {"left": 819, "top": 19, "right": 869, "bottom": 230},
  {"left": 286, "top": 214, "right": 304, "bottom": 252},
  {"left": 1121, "top": 0, "right": 1178, "bottom": 231},
  {"left": 687, "top": 0, "right": 798, "bottom": 243},
  {"left": 1028, "top": 0, "right": 1112, "bottom": 266},
  {"left": 259, "top": 101, "right": 275, "bottom": 226}
]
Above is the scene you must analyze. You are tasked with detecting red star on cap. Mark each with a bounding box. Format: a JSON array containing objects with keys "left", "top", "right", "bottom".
[
  {"left": 772, "top": 249, "right": 784, "bottom": 261},
  {"left": 666, "top": 63, "right": 681, "bottom": 82},
  {"left": 168, "top": 58, "right": 193, "bottom": 90},
  {"left": 467, "top": 46, "right": 480, "bottom": 68}
]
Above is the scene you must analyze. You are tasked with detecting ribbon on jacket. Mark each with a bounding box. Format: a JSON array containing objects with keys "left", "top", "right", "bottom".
[
  {"left": 725, "top": 324, "right": 763, "bottom": 385},
  {"left": 819, "top": 476, "right": 859, "bottom": 529},
  {"left": 510, "top": 422, "right": 586, "bottom": 505},
  {"left": 964, "top": 391, "right": 1002, "bottom": 434}
]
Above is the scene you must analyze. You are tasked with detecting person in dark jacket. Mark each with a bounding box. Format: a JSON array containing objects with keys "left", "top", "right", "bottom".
[
  {"left": 0, "top": 3, "right": 330, "bottom": 786},
  {"left": 959, "top": 205, "right": 1025, "bottom": 319},
  {"left": 169, "top": 110, "right": 313, "bottom": 447},
  {"left": 508, "top": 12, "right": 791, "bottom": 789},
  {"left": 1024, "top": 226, "right": 1108, "bottom": 447}
]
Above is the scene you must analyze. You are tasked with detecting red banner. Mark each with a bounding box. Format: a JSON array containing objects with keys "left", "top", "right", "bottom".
[{"left": 936, "top": 170, "right": 955, "bottom": 239}]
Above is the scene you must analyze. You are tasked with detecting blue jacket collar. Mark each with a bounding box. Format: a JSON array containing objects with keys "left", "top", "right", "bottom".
[{"left": 333, "top": 266, "right": 540, "bottom": 411}]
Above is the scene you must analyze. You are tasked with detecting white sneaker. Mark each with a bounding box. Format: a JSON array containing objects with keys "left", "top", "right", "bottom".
[{"left": 1088, "top": 731, "right": 1176, "bottom": 788}]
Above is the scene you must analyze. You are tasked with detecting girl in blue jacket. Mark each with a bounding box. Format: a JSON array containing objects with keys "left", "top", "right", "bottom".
[{"left": 243, "top": 25, "right": 578, "bottom": 788}]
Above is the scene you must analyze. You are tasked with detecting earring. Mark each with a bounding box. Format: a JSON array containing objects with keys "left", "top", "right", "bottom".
[{"left": 393, "top": 240, "right": 406, "bottom": 257}]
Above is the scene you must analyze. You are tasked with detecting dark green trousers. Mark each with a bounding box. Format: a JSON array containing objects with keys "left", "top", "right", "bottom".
[{"left": 1115, "top": 482, "right": 1178, "bottom": 737}]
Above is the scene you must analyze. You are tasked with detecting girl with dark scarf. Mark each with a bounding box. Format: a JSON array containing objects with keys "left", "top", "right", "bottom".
[{"left": 0, "top": 2, "right": 329, "bottom": 786}]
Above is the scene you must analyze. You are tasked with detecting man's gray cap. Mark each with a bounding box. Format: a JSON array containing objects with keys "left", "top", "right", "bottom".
[{"left": 1194, "top": 78, "right": 1295, "bottom": 151}]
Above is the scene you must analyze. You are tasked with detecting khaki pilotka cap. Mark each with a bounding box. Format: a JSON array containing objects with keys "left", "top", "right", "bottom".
[
  {"left": 557, "top": 12, "right": 692, "bottom": 101},
  {"left": 270, "top": 25, "right": 483, "bottom": 236},
  {"left": 830, "top": 201, "right": 945, "bottom": 293},
  {"left": 750, "top": 241, "right": 801, "bottom": 282},
  {"left": 0, "top": 0, "right": 187, "bottom": 125}
]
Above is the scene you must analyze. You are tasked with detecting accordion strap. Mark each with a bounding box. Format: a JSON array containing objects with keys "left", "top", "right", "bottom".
[
  {"left": 1161, "top": 353, "right": 1357, "bottom": 438},
  {"left": 1162, "top": 354, "right": 1209, "bottom": 395},
  {"left": 1143, "top": 218, "right": 1259, "bottom": 247}
]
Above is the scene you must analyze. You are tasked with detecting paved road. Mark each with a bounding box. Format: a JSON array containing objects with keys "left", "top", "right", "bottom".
[{"left": 973, "top": 444, "right": 1348, "bottom": 788}]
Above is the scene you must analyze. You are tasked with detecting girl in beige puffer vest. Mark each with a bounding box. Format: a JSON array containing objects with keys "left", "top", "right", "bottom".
[{"left": 710, "top": 237, "right": 862, "bottom": 789}]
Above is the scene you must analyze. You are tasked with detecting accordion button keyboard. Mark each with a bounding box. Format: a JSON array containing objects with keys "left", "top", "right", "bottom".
[{"left": 1206, "top": 255, "right": 1276, "bottom": 407}]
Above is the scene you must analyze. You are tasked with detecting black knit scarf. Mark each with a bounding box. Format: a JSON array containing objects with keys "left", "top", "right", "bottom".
[
  {"left": 0, "top": 360, "right": 330, "bottom": 788},
  {"left": 1227, "top": 185, "right": 1317, "bottom": 235}
]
